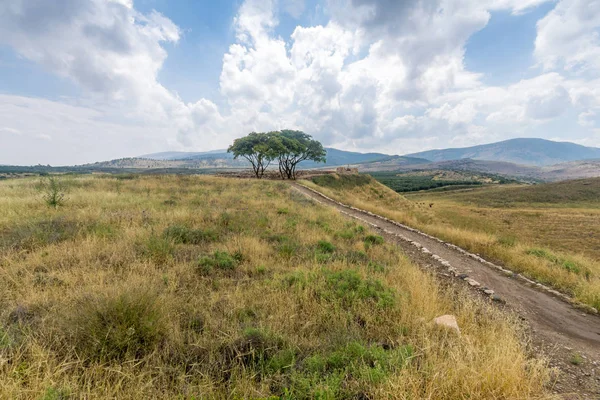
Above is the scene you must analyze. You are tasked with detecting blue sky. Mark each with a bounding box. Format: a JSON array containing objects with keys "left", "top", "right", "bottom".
[{"left": 0, "top": 0, "right": 599, "bottom": 165}]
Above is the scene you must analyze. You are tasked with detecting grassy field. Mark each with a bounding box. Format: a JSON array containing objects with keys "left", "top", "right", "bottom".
[
  {"left": 0, "top": 175, "right": 551, "bottom": 399},
  {"left": 305, "top": 175, "right": 600, "bottom": 311}
]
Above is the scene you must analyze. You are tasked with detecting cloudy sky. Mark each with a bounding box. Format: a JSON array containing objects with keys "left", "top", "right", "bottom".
[{"left": 1, "top": 0, "right": 600, "bottom": 165}]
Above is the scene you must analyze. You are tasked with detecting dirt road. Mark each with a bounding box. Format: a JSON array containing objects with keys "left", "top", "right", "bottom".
[{"left": 292, "top": 183, "right": 600, "bottom": 399}]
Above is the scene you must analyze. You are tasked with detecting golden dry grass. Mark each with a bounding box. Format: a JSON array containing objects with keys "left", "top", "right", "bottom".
[
  {"left": 303, "top": 174, "right": 600, "bottom": 311},
  {"left": 0, "top": 175, "right": 552, "bottom": 399}
]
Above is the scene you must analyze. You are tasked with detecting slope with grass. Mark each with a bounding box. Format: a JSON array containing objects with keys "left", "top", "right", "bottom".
[
  {"left": 304, "top": 174, "right": 600, "bottom": 311},
  {"left": 0, "top": 175, "right": 551, "bottom": 399}
]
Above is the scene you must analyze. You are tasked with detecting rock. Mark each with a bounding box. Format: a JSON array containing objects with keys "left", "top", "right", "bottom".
[
  {"left": 466, "top": 278, "right": 480, "bottom": 287},
  {"left": 433, "top": 315, "right": 461, "bottom": 336},
  {"left": 457, "top": 273, "right": 469, "bottom": 280},
  {"left": 483, "top": 289, "right": 495, "bottom": 295}
]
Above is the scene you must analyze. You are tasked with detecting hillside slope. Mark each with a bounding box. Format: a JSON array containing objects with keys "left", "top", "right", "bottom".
[{"left": 406, "top": 138, "right": 600, "bottom": 166}]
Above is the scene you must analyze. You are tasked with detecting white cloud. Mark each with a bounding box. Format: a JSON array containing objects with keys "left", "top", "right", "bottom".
[
  {"left": 0, "top": 127, "right": 21, "bottom": 135},
  {"left": 1, "top": 0, "right": 600, "bottom": 164},
  {"left": 535, "top": 0, "right": 600, "bottom": 74}
]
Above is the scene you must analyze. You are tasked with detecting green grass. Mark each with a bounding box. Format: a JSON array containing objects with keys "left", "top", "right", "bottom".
[{"left": 304, "top": 175, "right": 600, "bottom": 311}]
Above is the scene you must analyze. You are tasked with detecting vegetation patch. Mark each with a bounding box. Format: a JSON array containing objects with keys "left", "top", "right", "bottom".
[
  {"left": 526, "top": 248, "right": 586, "bottom": 275},
  {"left": 0, "top": 218, "right": 80, "bottom": 251},
  {"left": 311, "top": 174, "right": 372, "bottom": 190},
  {"left": 66, "top": 290, "right": 166, "bottom": 362},
  {"left": 163, "top": 224, "right": 218, "bottom": 244},
  {"left": 197, "top": 250, "right": 243, "bottom": 276}
]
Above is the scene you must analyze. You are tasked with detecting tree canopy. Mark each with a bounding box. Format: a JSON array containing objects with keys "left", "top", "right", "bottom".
[
  {"left": 227, "top": 132, "right": 279, "bottom": 179},
  {"left": 227, "top": 130, "right": 326, "bottom": 179}
]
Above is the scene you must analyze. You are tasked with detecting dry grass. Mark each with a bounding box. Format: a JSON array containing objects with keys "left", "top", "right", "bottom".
[
  {"left": 0, "top": 175, "right": 551, "bottom": 399},
  {"left": 303, "top": 174, "right": 600, "bottom": 311}
]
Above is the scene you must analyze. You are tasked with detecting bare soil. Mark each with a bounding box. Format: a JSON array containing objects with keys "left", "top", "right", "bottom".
[{"left": 292, "top": 183, "right": 600, "bottom": 399}]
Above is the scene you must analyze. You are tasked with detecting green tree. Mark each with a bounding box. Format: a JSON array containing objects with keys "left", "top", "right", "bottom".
[
  {"left": 227, "top": 132, "right": 279, "bottom": 179},
  {"left": 275, "top": 130, "right": 326, "bottom": 180}
]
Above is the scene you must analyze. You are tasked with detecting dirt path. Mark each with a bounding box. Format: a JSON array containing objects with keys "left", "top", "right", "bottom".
[{"left": 292, "top": 183, "right": 600, "bottom": 399}]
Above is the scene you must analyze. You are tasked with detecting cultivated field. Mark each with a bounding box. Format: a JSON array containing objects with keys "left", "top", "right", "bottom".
[
  {"left": 0, "top": 175, "right": 551, "bottom": 399},
  {"left": 305, "top": 175, "right": 600, "bottom": 311}
]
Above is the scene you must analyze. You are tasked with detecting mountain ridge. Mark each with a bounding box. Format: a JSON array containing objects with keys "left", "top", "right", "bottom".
[{"left": 405, "top": 138, "right": 600, "bottom": 166}]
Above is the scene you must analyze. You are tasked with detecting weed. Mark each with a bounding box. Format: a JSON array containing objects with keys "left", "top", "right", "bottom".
[
  {"left": 527, "top": 248, "right": 582, "bottom": 274},
  {"left": 316, "top": 240, "right": 336, "bottom": 254},
  {"left": 38, "top": 176, "right": 68, "bottom": 208},
  {"left": 141, "top": 235, "right": 174, "bottom": 264},
  {"left": 570, "top": 353, "right": 584, "bottom": 365},
  {"left": 323, "top": 269, "right": 395, "bottom": 309},
  {"left": 67, "top": 290, "right": 165, "bottom": 362},
  {"left": 163, "top": 225, "right": 217, "bottom": 244},
  {"left": 364, "top": 235, "right": 384, "bottom": 246},
  {"left": 40, "top": 387, "right": 71, "bottom": 400}
]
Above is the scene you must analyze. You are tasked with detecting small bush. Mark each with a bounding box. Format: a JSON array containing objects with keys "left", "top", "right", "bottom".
[
  {"left": 197, "top": 250, "right": 241, "bottom": 276},
  {"left": 67, "top": 290, "right": 166, "bottom": 362},
  {"left": 142, "top": 236, "right": 174, "bottom": 264},
  {"left": 323, "top": 269, "right": 395, "bottom": 308},
  {"left": 38, "top": 176, "right": 68, "bottom": 208},
  {"left": 364, "top": 235, "right": 384, "bottom": 246},
  {"left": 40, "top": 387, "right": 71, "bottom": 400},
  {"left": 317, "top": 240, "right": 336, "bottom": 254}
]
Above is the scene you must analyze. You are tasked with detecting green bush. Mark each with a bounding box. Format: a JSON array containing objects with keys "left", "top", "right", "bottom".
[
  {"left": 323, "top": 269, "right": 395, "bottom": 308},
  {"left": 197, "top": 250, "right": 241, "bottom": 275},
  {"left": 364, "top": 235, "right": 384, "bottom": 246},
  {"left": 280, "top": 341, "right": 413, "bottom": 399},
  {"left": 38, "top": 176, "right": 68, "bottom": 208},
  {"left": 316, "top": 240, "right": 336, "bottom": 254}
]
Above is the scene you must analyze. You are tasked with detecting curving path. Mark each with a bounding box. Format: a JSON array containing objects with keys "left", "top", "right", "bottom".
[{"left": 292, "top": 183, "right": 600, "bottom": 398}]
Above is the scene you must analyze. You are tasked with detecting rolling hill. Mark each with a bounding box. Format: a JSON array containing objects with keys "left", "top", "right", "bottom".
[
  {"left": 136, "top": 147, "right": 402, "bottom": 168},
  {"left": 405, "top": 138, "right": 600, "bottom": 166}
]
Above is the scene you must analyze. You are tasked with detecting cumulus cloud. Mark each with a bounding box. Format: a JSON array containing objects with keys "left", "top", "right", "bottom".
[
  {"left": 1, "top": 0, "right": 600, "bottom": 164},
  {"left": 535, "top": 0, "right": 600, "bottom": 74}
]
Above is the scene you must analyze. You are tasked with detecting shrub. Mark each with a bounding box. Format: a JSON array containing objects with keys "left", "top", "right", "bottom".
[
  {"left": 142, "top": 235, "right": 174, "bottom": 264},
  {"left": 283, "top": 341, "right": 413, "bottom": 399},
  {"left": 323, "top": 269, "right": 395, "bottom": 308},
  {"left": 38, "top": 176, "right": 68, "bottom": 208},
  {"left": 67, "top": 290, "right": 166, "bottom": 362},
  {"left": 364, "top": 235, "right": 384, "bottom": 246},
  {"left": 197, "top": 250, "right": 241, "bottom": 276},
  {"left": 316, "top": 240, "right": 336, "bottom": 254}
]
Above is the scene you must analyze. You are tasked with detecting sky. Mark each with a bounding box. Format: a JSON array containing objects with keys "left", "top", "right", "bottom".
[{"left": 1, "top": 0, "right": 600, "bottom": 165}]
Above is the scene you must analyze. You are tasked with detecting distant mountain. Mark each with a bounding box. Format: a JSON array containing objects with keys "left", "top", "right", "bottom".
[
  {"left": 358, "top": 157, "right": 600, "bottom": 182},
  {"left": 137, "top": 147, "right": 396, "bottom": 167},
  {"left": 138, "top": 149, "right": 227, "bottom": 161},
  {"left": 405, "top": 138, "right": 600, "bottom": 166}
]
